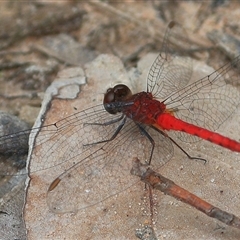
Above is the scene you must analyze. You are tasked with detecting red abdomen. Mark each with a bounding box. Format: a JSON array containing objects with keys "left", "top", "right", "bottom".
[{"left": 156, "top": 113, "right": 240, "bottom": 152}]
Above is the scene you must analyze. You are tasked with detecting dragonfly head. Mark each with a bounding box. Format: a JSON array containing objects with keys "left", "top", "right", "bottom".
[{"left": 103, "top": 84, "right": 132, "bottom": 114}]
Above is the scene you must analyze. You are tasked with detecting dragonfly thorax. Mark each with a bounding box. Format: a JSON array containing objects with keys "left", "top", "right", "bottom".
[{"left": 123, "top": 91, "right": 166, "bottom": 125}]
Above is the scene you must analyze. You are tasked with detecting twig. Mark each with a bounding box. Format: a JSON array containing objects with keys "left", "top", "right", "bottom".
[{"left": 131, "top": 157, "right": 240, "bottom": 229}]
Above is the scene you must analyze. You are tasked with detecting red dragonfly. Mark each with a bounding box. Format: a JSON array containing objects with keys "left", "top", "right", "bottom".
[
  {"left": 46, "top": 22, "right": 240, "bottom": 213},
  {"left": 1, "top": 22, "right": 240, "bottom": 214}
]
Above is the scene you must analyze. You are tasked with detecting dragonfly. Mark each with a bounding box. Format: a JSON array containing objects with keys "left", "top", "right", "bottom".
[{"left": 0, "top": 21, "right": 240, "bottom": 214}]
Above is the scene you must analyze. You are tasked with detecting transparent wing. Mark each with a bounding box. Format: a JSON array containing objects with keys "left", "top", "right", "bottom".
[
  {"left": 45, "top": 119, "right": 174, "bottom": 213},
  {"left": 147, "top": 21, "right": 193, "bottom": 99},
  {"left": 164, "top": 55, "right": 240, "bottom": 143},
  {"left": 146, "top": 21, "right": 240, "bottom": 143},
  {"left": 1, "top": 102, "right": 174, "bottom": 212}
]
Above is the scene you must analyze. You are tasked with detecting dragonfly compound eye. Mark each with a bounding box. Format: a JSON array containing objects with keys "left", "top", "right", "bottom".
[{"left": 103, "top": 84, "right": 132, "bottom": 114}]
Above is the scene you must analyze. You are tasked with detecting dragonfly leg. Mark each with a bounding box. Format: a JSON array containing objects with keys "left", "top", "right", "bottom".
[
  {"left": 151, "top": 126, "right": 207, "bottom": 163},
  {"left": 83, "top": 117, "right": 126, "bottom": 146},
  {"left": 83, "top": 114, "right": 124, "bottom": 126},
  {"left": 167, "top": 135, "right": 207, "bottom": 164},
  {"left": 136, "top": 124, "right": 155, "bottom": 165}
]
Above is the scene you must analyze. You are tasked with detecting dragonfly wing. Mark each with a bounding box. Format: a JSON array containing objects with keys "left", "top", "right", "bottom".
[
  {"left": 147, "top": 21, "right": 240, "bottom": 144},
  {"left": 30, "top": 104, "right": 126, "bottom": 172},
  {"left": 147, "top": 21, "right": 192, "bottom": 99},
  {"left": 164, "top": 56, "right": 240, "bottom": 143},
  {"left": 46, "top": 121, "right": 174, "bottom": 213}
]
